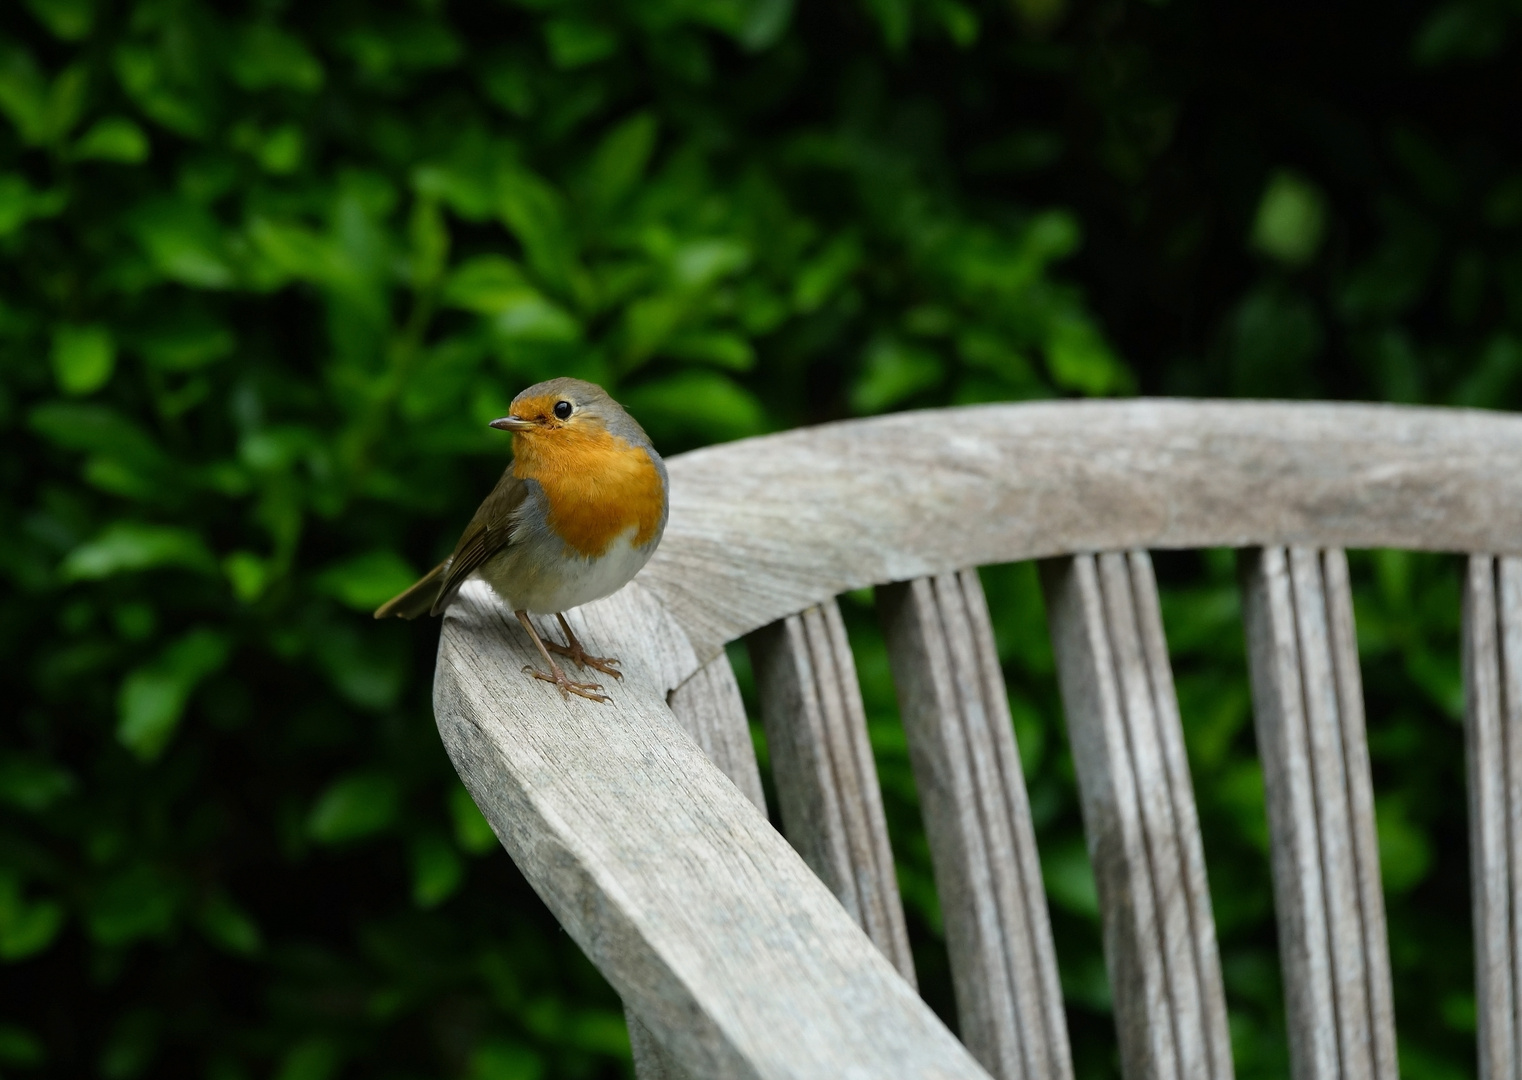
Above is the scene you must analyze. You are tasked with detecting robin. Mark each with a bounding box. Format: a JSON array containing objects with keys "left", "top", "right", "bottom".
[{"left": 374, "top": 377, "right": 667, "bottom": 703}]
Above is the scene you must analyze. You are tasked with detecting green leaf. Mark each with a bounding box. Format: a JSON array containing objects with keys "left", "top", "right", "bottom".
[
  {"left": 0, "top": 172, "right": 66, "bottom": 237},
  {"left": 442, "top": 255, "right": 532, "bottom": 311},
  {"left": 443, "top": 256, "right": 581, "bottom": 341},
  {"left": 131, "top": 310, "right": 234, "bottom": 371},
  {"left": 0, "top": 52, "right": 88, "bottom": 145},
  {"left": 112, "top": 43, "right": 209, "bottom": 139},
  {"left": 449, "top": 784, "right": 498, "bottom": 854},
  {"left": 669, "top": 238, "right": 751, "bottom": 290},
  {"left": 735, "top": 0, "right": 795, "bottom": 50},
  {"left": 0, "top": 874, "right": 65, "bottom": 960},
  {"left": 231, "top": 121, "right": 304, "bottom": 174},
  {"left": 495, "top": 165, "right": 585, "bottom": 303},
  {"left": 99, "top": 1009, "right": 158, "bottom": 1080},
  {"left": 409, "top": 195, "right": 449, "bottom": 287},
  {"left": 410, "top": 832, "right": 464, "bottom": 908},
  {"left": 312, "top": 621, "right": 407, "bottom": 710},
  {"left": 25, "top": 0, "right": 93, "bottom": 40},
  {"left": 583, "top": 112, "right": 657, "bottom": 212},
  {"left": 544, "top": 18, "right": 620, "bottom": 69},
  {"left": 469, "top": 1042, "right": 544, "bottom": 1080},
  {"left": 72, "top": 116, "right": 149, "bottom": 162},
  {"left": 793, "top": 234, "right": 861, "bottom": 313},
  {"left": 275, "top": 1039, "right": 340, "bottom": 1080},
  {"left": 229, "top": 24, "right": 325, "bottom": 92},
  {"left": 0, "top": 1022, "right": 45, "bottom": 1066},
  {"left": 197, "top": 893, "right": 262, "bottom": 956},
  {"left": 61, "top": 522, "right": 216, "bottom": 581},
  {"left": 116, "top": 628, "right": 231, "bottom": 760},
  {"left": 412, "top": 129, "right": 500, "bottom": 220},
  {"left": 621, "top": 293, "right": 690, "bottom": 364},
  {"left": 850, "top": 335, "right": 942, "bottom": 413},
  {"left": 1412, "top": 1, "right": 1506, "bottom": 66},
  {"left": 1375, "top": 796, "right": 1433, "bottom": 894},
  {"left": 1044, "top": 316, "right": 1131, "bottom": 396},
  {"left": 1040, "top": 838, "right": 1099, "bottom": 919},
  {"left": 308, "top": 773, "right": 400, "bottom": 844},
  {"left": 664, "top": 330, "right": 755, "bottom": 371},
  {"left": 51, "top": 324, "right": 116, "bottom": 395},
  {"left": 222, "top": 551, "right": 270, "bottom": 603},
  {"left": 314, "top": 550, "right": 419, "bottom": 611},
  {"left": 0, "top": 755, "right": 75, "bottom": 812},
  {"left": 28, "top": 404, "right": 177, "bottom": 500},
  {"left": 860, "top": 0, "right": 910, "bottom": 50},
  {"left": 86, "top": 865, "right": 176, "bottom": 946},
  {"left": 1250, "top": 170, "right": 1327, "bottom": 266},
  {"left": 127, "top": 198, "right": 235, "bottom": 288},
  {"left": 620, "top": 370, "right": 766, "bottom": 442},
  {"left": 0, "top": 47, "right": 47, "bottom": 142}
]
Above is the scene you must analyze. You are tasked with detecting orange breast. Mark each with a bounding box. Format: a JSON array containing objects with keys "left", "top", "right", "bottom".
[{"left": 512, "top": 428, "right": 665, "bottom": 558}]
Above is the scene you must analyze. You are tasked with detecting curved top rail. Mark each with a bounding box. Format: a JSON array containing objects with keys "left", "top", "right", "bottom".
[{"left": 640, "top": 399, "right": 1522, "bottom": 661}]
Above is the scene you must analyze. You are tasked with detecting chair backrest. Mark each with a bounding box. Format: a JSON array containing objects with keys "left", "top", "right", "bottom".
[{"left": 434, "top": 400, "right": 1522, "bottom": 1080}]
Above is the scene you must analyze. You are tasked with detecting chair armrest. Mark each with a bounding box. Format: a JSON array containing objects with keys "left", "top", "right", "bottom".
[{"left": 433, "top": 581, "right": 990, "bottom": 1080}]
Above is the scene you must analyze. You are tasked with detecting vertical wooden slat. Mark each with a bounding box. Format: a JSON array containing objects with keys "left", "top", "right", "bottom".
[
  {"left": 1129, "top": 554, "right": 1234, "bottom": 1079},
  {"left": 747, "top": 601, "right": 917, "bottom": 983},
  {"left": 1503, "top": 560, "right": 1522, "bottom": 1080},
  {"left": 819, "top": 601, "right": 918, "bottom": 977},
  {"left": 1042, "top": 553, "right": 1231, "bottom": 1080},
  {"left": 1286, "top": 547, "right": 1373, "bottom": 1080},
  {"left": 1240, "top": 547, "right": 1396, "bottom": 1080},
  {"left": 667, "top": 649, "right": 766, "bottom": 814},
  {"left": 1322, "top": 551, "right": 1398, "bottom": 1080},
  {"left": 1241, "top": 546, "right": 1339, "bottom": 1080},
  {"left": 878, "top": 571, "right": 1073, "bottom": 1080},
  {"left": 964, "top": 571, "right": 1072, "bottom": 1076},
  {"left": 1465, "top": 554, "right": 1522, "bottom": 1080}
]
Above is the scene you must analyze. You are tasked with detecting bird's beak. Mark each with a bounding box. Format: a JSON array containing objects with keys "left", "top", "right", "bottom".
[{"left": 489, "top": 416, "right": 535, "bottom": 432}]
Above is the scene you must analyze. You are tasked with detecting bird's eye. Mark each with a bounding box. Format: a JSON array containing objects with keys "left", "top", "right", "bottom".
[{"left": 553, "top": 400, "right": 573, "bottom": 420}]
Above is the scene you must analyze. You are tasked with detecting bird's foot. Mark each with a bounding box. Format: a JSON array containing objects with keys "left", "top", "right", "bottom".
[
  {"left": 544, "top": 639, "right": 623, "bottom": 680},
  {"left": 524, "top": 663, "right": 611, "bottom": 704}
]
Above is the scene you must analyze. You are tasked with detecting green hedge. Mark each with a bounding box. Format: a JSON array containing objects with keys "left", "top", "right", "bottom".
[{"left": 3, "top": 0, "right": 1519, "bottom": 1077}]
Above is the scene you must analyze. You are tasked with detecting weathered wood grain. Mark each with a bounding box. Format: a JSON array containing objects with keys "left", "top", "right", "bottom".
[
  {"left": 627, "top": 1012, "right": 691, "bottom": 1080},
  {"left": 1321, "top": 551, "right": 1398, "bottom": 1080},
  {"left": 668, "top": 650, "right": 766, "bottom": 815},
  {"left": 1239, "top": 548, "right": 1395, "bottom": 1080},
  {"left": 747, "top": 602, "right": 916, "bottom": 982},
  {"left": 430, "top": 401, "right": 1522, "bottom": 1078},
  {"left": 1041, "top": 553, "right": 1230, "bottom": 1080},
  {"left": 435, "top": 579, "right": 991, "bottom": 1080},
  {"left": 1127, "top": 552, "right": 1233, "bottom": 1080},
  {"left": 643, "top": 401, "right": 1522, "bottom": 663},
  {"left": 878, "top": 572, "right": 1071, "bottom": 1080},
  {"left": 638, "top": 650, "right": 761, "bottom": 1080},
  {"left": 1464, "top": 555, "right": 1522, "bottom": 1080}
]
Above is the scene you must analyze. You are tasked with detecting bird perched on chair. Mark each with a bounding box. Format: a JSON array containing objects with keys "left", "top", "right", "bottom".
[{"left": 374, "top": 377, "right": 667, "bottom": 703}]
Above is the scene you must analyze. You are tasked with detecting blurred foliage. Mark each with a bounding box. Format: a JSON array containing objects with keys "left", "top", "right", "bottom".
[{"left": 2, "top": 0, "right": 1519, "bottom": 1078}]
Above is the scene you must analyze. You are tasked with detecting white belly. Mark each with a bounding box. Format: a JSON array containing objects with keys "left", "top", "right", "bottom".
[{"left": 479, "top": 526, "right": 656, "bottom": 614}]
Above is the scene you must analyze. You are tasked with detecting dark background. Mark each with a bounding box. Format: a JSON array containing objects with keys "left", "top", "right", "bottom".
[{"left": 3, "top": 0, "right": 1518, "bottom": 1076}]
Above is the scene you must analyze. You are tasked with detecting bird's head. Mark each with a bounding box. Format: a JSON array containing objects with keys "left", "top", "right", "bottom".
[{"left": 490, "top": 378, "right": 646, "bottom": 447}]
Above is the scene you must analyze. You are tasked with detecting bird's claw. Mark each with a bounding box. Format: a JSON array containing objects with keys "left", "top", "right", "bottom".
[
  {"left": 524, "top": 663, "right": 611, "bottom": 704},
  {"left": 544, "top": 640, "right": 623, "bottom": 680}
]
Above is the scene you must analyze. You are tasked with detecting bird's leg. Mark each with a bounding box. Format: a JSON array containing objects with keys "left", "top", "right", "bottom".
[
  {"left": 515, "top": 610, "right": 610, "bottom": 704},
  {"left": 543, "top": 613, "right": 623, "bottom": 680}
]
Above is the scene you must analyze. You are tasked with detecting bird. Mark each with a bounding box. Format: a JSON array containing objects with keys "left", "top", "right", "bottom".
[{"left": 374, "top": 377, "right": 667, "bottom": 703}]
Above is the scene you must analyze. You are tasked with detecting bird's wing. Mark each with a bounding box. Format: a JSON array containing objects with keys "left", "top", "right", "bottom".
[{"left": 428, "top": 466, "right": 533, "bottom": 616}]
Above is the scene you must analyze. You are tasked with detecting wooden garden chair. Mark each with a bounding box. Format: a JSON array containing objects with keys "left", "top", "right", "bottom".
[{"left": 432, "top": 400, "right": 1522, "bottom": 1080}]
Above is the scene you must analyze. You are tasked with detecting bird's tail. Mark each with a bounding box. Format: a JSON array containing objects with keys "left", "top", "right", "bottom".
[{"left": 373, "top": 559, "right": 449, "bottom": 620}]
